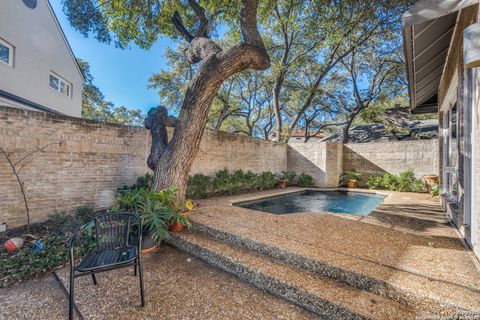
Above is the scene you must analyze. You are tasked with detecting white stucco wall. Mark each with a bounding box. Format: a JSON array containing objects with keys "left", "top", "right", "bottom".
[{"left": 0, "top": 0, "right": 83, "bottom": 117}]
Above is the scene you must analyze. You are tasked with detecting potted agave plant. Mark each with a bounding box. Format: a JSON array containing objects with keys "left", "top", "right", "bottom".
[
  {"left": 341, "top": 171, "right": 362, "bottom": 188},
  {"left": 277, "top": 171, "right": 296, "bottom": 189}
]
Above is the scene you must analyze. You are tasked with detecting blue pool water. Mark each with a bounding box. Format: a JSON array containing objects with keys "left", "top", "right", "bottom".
[{"left": 237, "top": 190, "right": 385, "bottom": 215}]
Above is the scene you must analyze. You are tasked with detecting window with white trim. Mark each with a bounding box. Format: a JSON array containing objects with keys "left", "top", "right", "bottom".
[
  {"left": 0, "top": 38, "right": 14, "bottom": 67},
  {"left": 49, "top": 73, "right": 71, "bottom": 97}
]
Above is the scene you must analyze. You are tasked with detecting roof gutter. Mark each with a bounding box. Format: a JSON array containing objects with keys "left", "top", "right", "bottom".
[
  {"left": 0, "top": 89, "right": 65, "bottom": 115},
  {"left": 403, "top": 24, "right": 416, "bottom": 111}
]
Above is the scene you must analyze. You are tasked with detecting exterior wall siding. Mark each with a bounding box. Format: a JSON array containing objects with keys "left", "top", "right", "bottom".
[
  {"left": 0, "top": 0, "right": 83, "bottom": 116},
  {"left": 437, "top": 5, "right": 480, "bottom": 260}
]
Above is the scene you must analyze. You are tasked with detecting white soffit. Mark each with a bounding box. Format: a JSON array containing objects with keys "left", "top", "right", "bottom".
[
  {"left": 403, "top": 0, "right": 476, "bottom": 113},
  {"left": 403, "top": 0, "right": 476, "bottom": 27}
]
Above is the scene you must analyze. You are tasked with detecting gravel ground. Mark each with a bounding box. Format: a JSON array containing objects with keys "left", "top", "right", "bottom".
[
  {"left": 0, "top": 275, "right": 67, "bottom": 320},
  {"left": 6, "top": 245, "right": 317, "bottom": 320}
]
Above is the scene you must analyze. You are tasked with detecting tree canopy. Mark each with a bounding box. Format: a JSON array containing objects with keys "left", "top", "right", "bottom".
[{"left": 146, "top": 0, "right": 411, "bottom": 141}]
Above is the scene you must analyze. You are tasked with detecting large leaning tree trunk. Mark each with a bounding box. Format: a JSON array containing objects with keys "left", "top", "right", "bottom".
[{"left": 149, "top": 0, "right": 270, "bottom": 198}]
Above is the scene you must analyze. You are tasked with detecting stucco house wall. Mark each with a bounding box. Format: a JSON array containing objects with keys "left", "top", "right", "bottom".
[{"left": 0, "top": 0, "right": 83, "bottom": 117}]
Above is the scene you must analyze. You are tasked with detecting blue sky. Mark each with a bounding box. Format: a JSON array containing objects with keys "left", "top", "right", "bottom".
[{"left": 50, "top": 1, "right": 175, "bottom": 113}]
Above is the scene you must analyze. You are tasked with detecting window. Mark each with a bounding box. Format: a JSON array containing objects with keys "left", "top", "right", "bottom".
[
  {"left": 444, "top": 103, "right": 459, "bottom": 203},
  {"left": 49, "top": 73, "right": 71, "bottom": 97},
  {"left": 0, "top": 38, "right": 13, "bottom": 66}
]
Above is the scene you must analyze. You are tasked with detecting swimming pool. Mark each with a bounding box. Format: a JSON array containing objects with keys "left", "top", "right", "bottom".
[{"left": 236, "top": 190, "right": 385, "bottom": 215}]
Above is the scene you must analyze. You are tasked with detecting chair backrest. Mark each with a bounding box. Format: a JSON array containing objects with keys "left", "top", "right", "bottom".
[
  {"left": 94, "top": 213, "right": 132, "bottom": 251},
  {"left": 69, "top": 212, "right": 140, "bottom": 254}
]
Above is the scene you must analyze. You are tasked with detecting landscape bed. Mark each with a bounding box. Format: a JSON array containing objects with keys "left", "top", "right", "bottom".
[{"left": 235, "top": 190, "right": 386, "bottom": 215}]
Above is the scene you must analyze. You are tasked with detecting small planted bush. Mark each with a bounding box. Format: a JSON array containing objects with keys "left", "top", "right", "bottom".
[
  {"left": 184, "top": 169, "right": 300, "bottom": 198},
  {"left": 297, "top": 173, "right": 315, "bottom": 187},
  {"left": 367, "top": 176, "right": 383, "bottom": 190},
  {"left": 213, "top": 168, "right": 231, "bottom": 194},
  {"left": 257, "top": 171, "right": 278, "bottom": 189},
  {"left": 367, "top": 169, "right": 425, "bottom": 193},
  {"left": 397, "top": 170, "right": 424, "bottom": 193},
  {"left": 187, "top": 174, "right": 212, "bottom": 199},
  {"left": 242, "top": 170, "right": 259, "bottom": 189}
]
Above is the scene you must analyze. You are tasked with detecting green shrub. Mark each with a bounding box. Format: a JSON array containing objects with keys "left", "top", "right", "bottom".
[
  {"left": 134, "top": 172, "right": 153, "bottom": 190},
  {"left": 431, "top": 184, "right": 439, "bottom": 197},
  {"left": 297, "top": 173, "right": 315, "bottom": 187},
  {"left": 382, "top": 173, "right": 399, "bottom": 190},
  {"left": 367, "top": 170, "right": 425, "bottom": 193},
  {"left": 187, "top": 174, "right": 212, "bottom": 199},
  {"left": 185, "top": 169, "right": 297, "bottom": 199},
  {"left": 397, "top": 170, "right": 421, "bottom": 192},
  {"left": 367, "top": 176, "right": 383, "bottom": 190},
  {"left": 213, "top": 168, "right": 231, "bottom": 193},
  {"left": 257, "top": 171, "right": 277, "bottom": 189},
  {"left": 229, "top": 169, "right": 247, "bottom": 194},
  {"left": 242, "top": 170, "right": 259, "bottom": 189}
]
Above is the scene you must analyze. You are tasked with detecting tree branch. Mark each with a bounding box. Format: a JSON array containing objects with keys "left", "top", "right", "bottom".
[
  {"left": 187, "top": 0, "right": 210, "bottom": 38},
  {"left": 171, "top": 11, "right": 194, "bottom": 42}
]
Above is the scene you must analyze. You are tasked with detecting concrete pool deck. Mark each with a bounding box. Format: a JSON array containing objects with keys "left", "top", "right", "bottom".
[{"left": 169, "top": 188, "right": 480, "bottom": 318}]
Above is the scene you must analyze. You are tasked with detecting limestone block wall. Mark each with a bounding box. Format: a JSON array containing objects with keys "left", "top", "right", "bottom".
[
  {"left": 343, "top": 140, "right": 439, "bottom": 178},
  {"left": 287, "top": 140, "right": 438, "bottom": 188},
  {"left": 190, "top": 130, "right": 286, "bottom": 176},
  {"left": 0, "top": 106, "right": 286, "bottom": 228},
  {"left": 287, "top": 142, "right": 343, "bottom": 187}
]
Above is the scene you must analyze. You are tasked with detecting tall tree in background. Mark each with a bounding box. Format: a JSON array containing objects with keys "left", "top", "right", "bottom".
[
  {"left": 267, "top": 0, "right": 408, "bottom": 141},
  {"left": 64, "top": 0, "right": 270, "bottom": 197},
  {"left": 332, "top": 36, "right": 405, "bottom": 143},
  {"left": 78, "top": 59, "right": 144, "bottom": 126},
  {"left": 149, "top": 0, "right": 409, "bottom": 142}
]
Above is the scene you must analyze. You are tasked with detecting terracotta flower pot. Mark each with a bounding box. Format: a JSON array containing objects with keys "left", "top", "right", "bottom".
[
  {"left": 278, "top": 180, "right": 287, "bottom": 189},
  {"left": 169, "top": 222, "right": 185, "bottom": 233},
  {"left": 423, "top": 175, "right": 439, "bottom": 186},
  {"left": 347, "top": 180, "right": 357, "bottom": 188}
]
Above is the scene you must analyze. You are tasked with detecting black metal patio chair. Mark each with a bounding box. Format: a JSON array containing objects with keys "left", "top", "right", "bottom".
[{"left": 67, "top": 212, "right": 144, "bottom": 320}]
